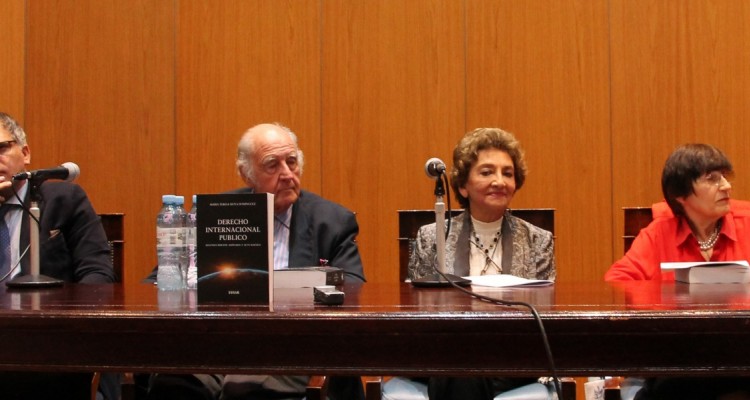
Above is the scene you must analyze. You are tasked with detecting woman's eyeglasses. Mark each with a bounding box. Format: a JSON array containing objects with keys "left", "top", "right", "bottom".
[{"left": 699, "top": 171, "right": 731, "bottom": 187}]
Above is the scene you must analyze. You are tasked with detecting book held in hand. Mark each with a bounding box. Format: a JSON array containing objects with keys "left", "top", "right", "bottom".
[
  {"left": 196, "top": 193, "right": 274, "bottom": 305},
  {"left": 660, "top": 260, "right": 750, "bottom": 284}
]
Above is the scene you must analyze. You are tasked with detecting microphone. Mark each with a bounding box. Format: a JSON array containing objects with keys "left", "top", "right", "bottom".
[
  {"left": 12, "top": 162, "right": 80, "bottom": 182},
  {"left": 424, "top": 158, "right": 446, "bottom": 179}
]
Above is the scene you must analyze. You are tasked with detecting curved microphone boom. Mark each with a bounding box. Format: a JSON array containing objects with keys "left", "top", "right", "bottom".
[
  {"left": 424, "top": 157, "right": 446, "bottom": 179},
  {"left": 12, "top": 162, "right": 80, "bottom": 182}
]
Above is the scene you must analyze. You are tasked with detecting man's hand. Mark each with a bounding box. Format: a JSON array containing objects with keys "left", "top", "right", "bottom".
[{"left": 0, "top": 176, "right": 13, "bottom": 203}]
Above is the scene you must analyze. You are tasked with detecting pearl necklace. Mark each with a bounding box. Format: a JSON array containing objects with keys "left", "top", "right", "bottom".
[{"left": 696, "top": 225, "right": 720, "bottom": 251}]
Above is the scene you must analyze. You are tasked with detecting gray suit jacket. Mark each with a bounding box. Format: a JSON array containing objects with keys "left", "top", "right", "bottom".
[{"left": 408, "top": 210, "right": 555, "bottom": 281}]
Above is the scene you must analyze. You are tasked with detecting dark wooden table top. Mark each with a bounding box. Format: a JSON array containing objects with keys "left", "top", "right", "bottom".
[{"left": 1, "top": 279, "right": 750, "bottom": 376}]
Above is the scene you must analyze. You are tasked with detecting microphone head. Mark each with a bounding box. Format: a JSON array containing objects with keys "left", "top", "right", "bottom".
[
  {"left": 424, "top": 158, "right": 446, "bottom": 179},
  {"left": 61, "top": 162, "right": 80, "bottom": 182}
]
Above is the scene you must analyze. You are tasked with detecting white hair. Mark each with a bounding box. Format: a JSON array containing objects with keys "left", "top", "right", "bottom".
[{"left": 236, "top": 123, "right": 304, "bottom": 184}]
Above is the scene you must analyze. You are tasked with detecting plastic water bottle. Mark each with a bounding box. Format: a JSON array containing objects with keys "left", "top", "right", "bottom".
[
  {"left": 186, "top": 195, "right": 198, "bottom": 289},
  {"left": 173, "top": 195, "right": 189, "bottom": 287},
  {"left": 156, "top": 195, "right": 185, "bottom": 290}
]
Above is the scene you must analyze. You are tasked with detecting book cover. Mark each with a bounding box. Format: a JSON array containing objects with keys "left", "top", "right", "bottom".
[
  {"left": 661, "top": 260, "right": 750, "bottom": 284},
  {"left": 273, "top": 266, "right": 344, "bottom": 289},
  {"left": 196, "top": 193, "right": 274, "bottom": 305}
]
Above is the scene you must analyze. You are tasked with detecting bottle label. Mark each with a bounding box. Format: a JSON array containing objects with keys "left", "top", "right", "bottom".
[{"left": 157, "top": 227, "right": 185, "bottom": 247}]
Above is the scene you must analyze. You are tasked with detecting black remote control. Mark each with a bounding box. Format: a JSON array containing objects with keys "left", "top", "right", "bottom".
[{"left": 314, "top": 285, "right": 345, "bottom": 305}]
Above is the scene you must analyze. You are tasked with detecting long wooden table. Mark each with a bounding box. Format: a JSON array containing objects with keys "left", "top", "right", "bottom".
[{"left": 1, "top": 280, "right": 749, "bottom": 377}]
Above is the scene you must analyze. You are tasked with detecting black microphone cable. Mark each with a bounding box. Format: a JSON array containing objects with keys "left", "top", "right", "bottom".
[
  {"left": 430, "top": 265, "right": 563, "bottom": 399},
  {"left": 442, "top": 172, "right": 453, "bottom": 239},
  {"left": 0, "top": 181, "right": 44, "bottom": 282},
  {"left": 11, "top": 182, "right": 41, "bottom": 226},
  {"left": 432, "top": 179, "right": 562, "bottom": 399},
  {"left": 0, "top": 245, "right": 30, "bottom": 283}
]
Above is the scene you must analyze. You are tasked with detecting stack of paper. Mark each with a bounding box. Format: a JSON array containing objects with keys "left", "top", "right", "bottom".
[{"left": 466, "top": 274, "right": 553, "bottom": 288}]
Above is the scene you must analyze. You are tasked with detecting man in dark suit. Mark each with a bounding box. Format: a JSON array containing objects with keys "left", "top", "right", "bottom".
[
  {"left": 229, "top": 123, "right": 364, "bottom": 282},
  {"left": 148, "top": 123, "right": 365, "bottom": 400},
  {"left": 222, "top": 187, "right": 365, "bottom": 281},
  {"left": 16, "top": 181, "right": 115, "bottom": 282},
  {"left": 0, "top": 112, "right": 116, "bottom": 399}
]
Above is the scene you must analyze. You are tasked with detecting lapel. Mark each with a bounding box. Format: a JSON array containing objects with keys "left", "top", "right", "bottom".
[
  {"left": 451, "top": 213, "right": 472, "bottom": 276},
  {"left": 500, "top": 213, "right": 513, "bottom": 271}
]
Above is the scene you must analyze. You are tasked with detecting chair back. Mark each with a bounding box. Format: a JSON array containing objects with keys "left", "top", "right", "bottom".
[
  {"left": 623, "top": 207, "right": 652, "bottom": 253},
  {"left": 397, "top": 209, "right": 554, "bottom": 282},
  {"left": 99, "top": 213, "right": 124, "bottom": 283}
]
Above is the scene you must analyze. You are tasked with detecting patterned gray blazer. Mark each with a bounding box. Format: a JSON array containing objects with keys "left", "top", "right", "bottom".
[{"left": 408, "top": 210, "right": 556, "bottom": 281}]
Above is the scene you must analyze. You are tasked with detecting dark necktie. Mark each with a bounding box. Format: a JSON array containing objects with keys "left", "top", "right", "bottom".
[{"left": 0, "top": 204, "right": 19, "bottom": 278}]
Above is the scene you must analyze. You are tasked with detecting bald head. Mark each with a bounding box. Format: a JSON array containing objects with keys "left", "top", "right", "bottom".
[{"left": 236, "top": 123, "right": 304, "bottom": 213}]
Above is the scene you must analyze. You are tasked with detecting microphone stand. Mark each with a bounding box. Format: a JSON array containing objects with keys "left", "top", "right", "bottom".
[
  {"left": 434, "top": 178, "right": 447, "bottom": 275},
  {"left": 6, "top": 179, "right": 64, "bottom": 288},
  {"left": 411, "top": 173, "right": 470, "bottom": 287}
]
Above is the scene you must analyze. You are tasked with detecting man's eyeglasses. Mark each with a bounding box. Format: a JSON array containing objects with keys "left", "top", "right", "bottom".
[
  {"left": 699, "top": 171, "right": 732, "bottom": 187},
  {"left": 0, "top": 140, "right": 16, "bottom": 155}
]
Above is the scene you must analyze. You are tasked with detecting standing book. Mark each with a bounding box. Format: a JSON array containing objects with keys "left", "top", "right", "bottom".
[{"left": 196, "top": 193, "right": 274, "bottom": 305}]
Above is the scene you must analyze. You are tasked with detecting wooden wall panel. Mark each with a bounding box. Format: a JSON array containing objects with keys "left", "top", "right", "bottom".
[
  {"left": 25, "top": 0, "right": 175, "bottom": 285},
  {"left": 611, "top": 0, "right": 750, "bottom": 259},
  {"left": 17, "top": 0, "right": 750, "bottom": 288},
  {"left": 466, "top": 0, "right": 612, "bottom": 282},
  {"left": 176, "top": 0, "right": 322, "bottom": 201},
  {"left": 0, "top": 0, "right": 25, "bottom": 119},
  {"left": 322, "top": 0, "right": 466, "bottom": 284}
]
